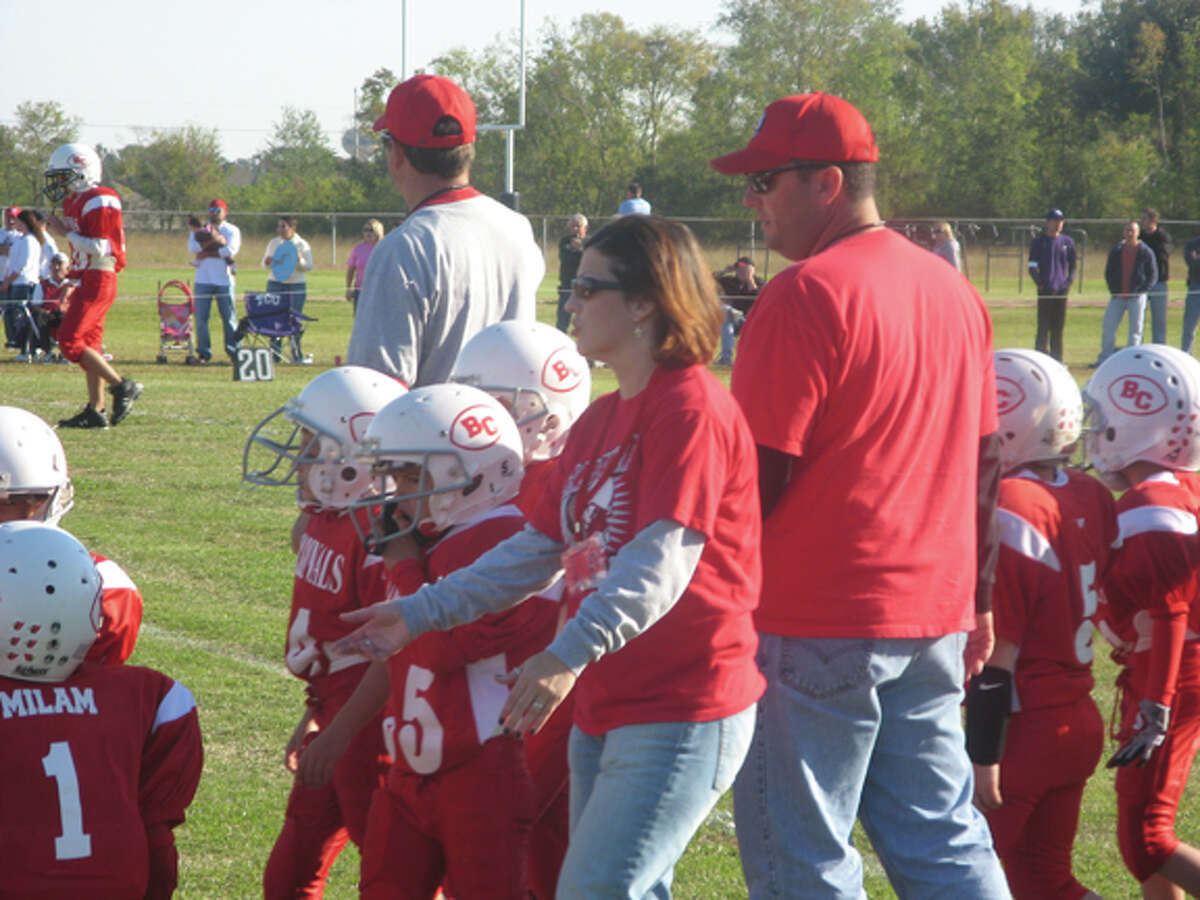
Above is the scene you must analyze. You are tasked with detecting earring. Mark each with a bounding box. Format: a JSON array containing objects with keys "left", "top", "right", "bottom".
[{"left": 633, "top": 324, "right": 644, "bottom": 338}]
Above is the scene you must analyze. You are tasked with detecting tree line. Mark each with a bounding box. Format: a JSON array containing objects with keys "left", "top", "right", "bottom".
[{"left": 1, "top": 0, "right": 1197, "bottom": 223}]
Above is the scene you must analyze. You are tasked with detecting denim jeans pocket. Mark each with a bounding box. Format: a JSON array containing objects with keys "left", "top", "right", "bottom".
[{"left": 779, "top": 637, "right": 875, "bottom": 700}]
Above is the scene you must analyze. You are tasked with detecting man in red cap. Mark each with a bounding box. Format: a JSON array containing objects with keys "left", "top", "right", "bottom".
[
  {"left": 346, "top": 74, "right": 543, "bottom": 387},
  {"left": 712, "top": 93, "right": 1009, "bottom": 898},
  {"left": 188, "top": 198, "right": 242, "bottom": 364}
]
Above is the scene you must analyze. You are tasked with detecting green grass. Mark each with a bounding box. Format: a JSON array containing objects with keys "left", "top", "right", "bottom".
[{"left": 2, "top": 272, "right": 1196, "bottom": 899}]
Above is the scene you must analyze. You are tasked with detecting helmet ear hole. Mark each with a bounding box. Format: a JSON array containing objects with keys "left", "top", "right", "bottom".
[
  {"left": 461, "top": 474, "right": 484, "bottom": 497},
  {"left": 340, "top": 466, "right": 358, "bottom": 483}
]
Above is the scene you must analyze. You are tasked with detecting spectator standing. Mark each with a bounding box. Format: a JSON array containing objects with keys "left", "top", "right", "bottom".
[
  {"left": 344, "top": 218, "right": 383, "bottom": 314},
  {"left": 1183, "top": 234, "right": 1200, "bottom": 354},
  {"left": 336, "top": 216, "right": 764, "bottom": 898},
  {"left": 262, "top": 215, "right": 315, "bottom": 365},
  {"left": 347, "top": 74, "right": 543, "bottom": 387},
  {"left": 711, "top": 92, "right": 1008, "bottom": 899},
  {"left": 1028, "top": 209, "right": 1078, "bottom": 362},
  {"left": 1, "top": 210, "right": 44, "bottom": 358},
  {"left": 713, "top": 255, "right": 763, "bottom": 365},
  {"left": 556, "top": 213, "right": 587, "bottom": 333},
  {"left": 42, "top": 143, "right": 142, "bottom": 429},
  {"left": 1092, "top": 220, "right": 1157, "bottom": 367},
  {"left": 931, "top": 220, "right": 964, "bottom": 272},
  {"left": 617, "top": 182, "right": 651, "bottom": 215},
  {"left": 1141, "top": 208, "right": 1173, "bottom": 344},
  {"left": 189, "top": 199, "right": 241, "bottom": 364},
  {"left": 1, "top": 206, "right": 24, "bottom": 348}
]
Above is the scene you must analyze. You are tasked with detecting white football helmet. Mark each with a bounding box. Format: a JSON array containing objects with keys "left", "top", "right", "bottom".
[
  {"left": 354, "top": 384, "right": 524, "bottom": 538},
  {"left": 993, "top": 349, "right": 1082, "bottom": 472},
  {"left": 1083, "top": 345, "right": 1200, "bottom": 476},
  {"left": 243, "top": 366, "right": 408, "bottom": 508},
  {"left": 0, "top": 406, "right": 74, "bottom": 525},
  {"left": 451, "top": 321, "right": 590, "bottom": 461},
  {"left": 44, "top": 143, "right": 102, "bottom": 202},
  {"left": 0, "top": 521, "right": 102, "bottom": 683}
]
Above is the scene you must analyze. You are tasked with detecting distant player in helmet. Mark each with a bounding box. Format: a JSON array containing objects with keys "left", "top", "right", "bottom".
[
  {"left": 966, "top": 349, "right": 1115, "bottom": 900},
  {"left": 0, "top": 405, "right": 143, "bottom": 664},
  {"left": 41, "top": 142, "right": 142, "bottom": 428},
  {"left": 1087, "top": 345, "right": 1200, "bottom": 897},
  {"left": 243, "top": 365, "right": 416, "bottom": 899},
  {"left": 297, "top": 384, "right": 561, "bottom": 900},
  {"left": 0, "top": 521, "right": 203, "bottom": 897},
  {"left": 450, "top": 320, "right": 590, "bottom": 898}
]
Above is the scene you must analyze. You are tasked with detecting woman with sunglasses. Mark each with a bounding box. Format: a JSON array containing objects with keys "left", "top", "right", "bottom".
[
  {"left": 345, "top": 219, "right": 384, "bottom": 314},
  {"left": 338, "top": 215, "right": 764, "bottom": 898}
]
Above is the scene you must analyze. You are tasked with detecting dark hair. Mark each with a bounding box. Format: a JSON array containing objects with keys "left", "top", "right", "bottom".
[
  {"left": 584, "top": 216, "right": 722, "bottom": 367},
  {"left": 626, "top": 182, "right": 642, "bottom": 197},
  {"left": 795, "top": 161, "right": 875, "bottom": 201},
  {"left": 17, "top": 209, "right": 45, "bottom": 246},
  {"left": 279, "top": 215, "right": 298, "bottom": 229},
  {"left": 402, "top": 116, "right": 475, "bottom": 178}
]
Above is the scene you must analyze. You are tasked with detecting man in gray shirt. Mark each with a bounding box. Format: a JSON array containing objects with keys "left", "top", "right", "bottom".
[{"left": 347, "top": 75, "right": 543, "bottom": 386}]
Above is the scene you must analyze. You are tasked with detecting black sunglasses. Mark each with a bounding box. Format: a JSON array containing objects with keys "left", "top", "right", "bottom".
[
  {"left": 572, "top": 275, "right": 625, "bottom": 300},
  {"left": 745, "top": 162, "right": 835, "bottom": 195}
]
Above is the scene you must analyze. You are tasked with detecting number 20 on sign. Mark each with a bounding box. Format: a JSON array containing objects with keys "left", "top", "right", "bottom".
[{"left": 234, "top": 347, "right": 276, "bottom": 382}]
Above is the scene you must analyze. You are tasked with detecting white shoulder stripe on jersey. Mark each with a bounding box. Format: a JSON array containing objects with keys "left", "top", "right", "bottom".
[
  {"left": 153, "top": 680, "right": 197, "bottom": 732},
  {"left": 94, "top": 558, "right": 137, "bottom": 591},
  {"left": 81, "top": 193, "right": 121, "bottom": 216},
  {"left": 1118, "top": 505, "right": 1199, "bottom": 541},
  {"left": 998, "top": 509, "right": 1061, "bottom": 572}
]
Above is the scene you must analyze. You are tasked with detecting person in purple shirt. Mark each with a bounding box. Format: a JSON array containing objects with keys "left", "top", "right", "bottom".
[
  {"left": 1180, "top": 234, "right": 1200, "bottom": 354},
  {"left": 1027, "top": 208, "right": 1077, "bottom": 362},
  {"left": 345, "top": 219, "right": 383, "bottom": 315}
]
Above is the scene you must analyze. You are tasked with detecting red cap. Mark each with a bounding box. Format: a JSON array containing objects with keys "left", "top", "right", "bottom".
[
  {"left": 710, "top": 92, "right": 879, "bottom": 174},
  {"left": 373, "top": 74, "right": 476, "bottom": 148},
  {"left": 5, "top": 206, "right": 21, "bottom": 218},
  {"left": 208, "top": 199, "right": 228, "bottom": 212}
]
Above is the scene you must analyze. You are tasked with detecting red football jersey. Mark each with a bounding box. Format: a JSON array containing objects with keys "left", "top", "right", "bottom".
[
  {"left": 287, "top": 508, "right": 391, "bottom": 691},
  {"left": 993, "top": 468, "right": 1117, "bottom": 711},
  {"left": 0, "top": 663, "right": 202, "bottom": 899},
  {"left": 87, "top": 553, "right": 144, "bottom": 666},
  {"left": 386, "top": 506, "right": 560, "bottom": 778},
  {"left": 62, "top": 185, "right": 126, "bottom": 275}
]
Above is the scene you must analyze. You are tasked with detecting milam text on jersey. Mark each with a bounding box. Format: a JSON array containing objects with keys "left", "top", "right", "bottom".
[
  {"left": 295, "top": 532, "right": 346, "bottom": 594},
  {"left": 0, "top": 685, "right": 98, "bottom": 718}
]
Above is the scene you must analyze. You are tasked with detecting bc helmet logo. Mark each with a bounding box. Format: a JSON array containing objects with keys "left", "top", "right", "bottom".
[
  {"left": 1109, "top": 375, "right": 1168, "bottom": 416},
  {"left": 542, "top": 348, "right": 583, "bottom": 394},
  {"left": 450, "top": 405, "right": 501, "bottom": 450},
  {"left": 996, "top": 376, "right": 1025, "bottom": 416}
]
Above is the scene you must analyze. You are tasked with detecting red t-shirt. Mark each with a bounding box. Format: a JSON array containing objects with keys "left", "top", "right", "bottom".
[
  {"left": 731, "top": 227, "right": 997, "bottom": 638},
  {"left": 386, "top": 507, "right": 560, "bottom": 779},
  {"left": 993, "top": 469, "right": 1117, "bottom": 711},
  {"left": 0, "top": 663, "right": 202, "bottom": 899},
  {"left": 86, "top": 554, "right": 144, "bottom": 667},
  {"left": 287, "top": 508, "right": 391, "bottom": 695},
  {"left": 528, "top": 364, "right": 764, "bottom": 735},
  {"left": 62, "top": 186, "right": 126, "bottom": 275}
]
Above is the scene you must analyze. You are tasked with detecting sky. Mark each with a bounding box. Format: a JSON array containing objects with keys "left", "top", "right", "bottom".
[{"left": 1, "top": 0, "right": 1090, "bottom": 164}]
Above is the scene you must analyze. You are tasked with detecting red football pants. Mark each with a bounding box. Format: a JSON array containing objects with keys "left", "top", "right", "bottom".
[
  {"left": 525, "top": 698, "right": 572, "bottom": 900},
  {"left": 1116, "top": 643, "right": 1200, "bottom": 882},
  {"left": 264, "top": 676, "right": 389, "bottom": 900},
  {"left": 57, "top": 270, "right": 115, "bottom": 364},
  {"left": 985, "top": 693, "right": 1103, "bottom": 900},
  {"left": 360, "top": 736, "right": 533, "bottom": 900}
]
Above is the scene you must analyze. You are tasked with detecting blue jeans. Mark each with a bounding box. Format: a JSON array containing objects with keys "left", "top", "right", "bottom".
[
  {"left": 718, "top": 306, "right": 741, "bottom": 364},
  {"left": 556, "top": 287, "right": 572, "bottom": 333},
  {"left": 1183, "top": 285, "right": 1200, "bottom": 355},
  {"left": 1098, "top": 293, "right": 1147, "bottom": 362},
  {"left": 193, "top": 281, "right": 238, "bottom": 360},
  {"left": 734, "top": 632, "right": 1009, "bottom": 900},
  {"left": 1148, "top": 280, "right": 1169, "bottom": 344},
  {"left": 557, "top": 706, "right": 755, "bottom": 899},
  {"left": 267, "top": 278, "right": 307, "bottom": 361}
]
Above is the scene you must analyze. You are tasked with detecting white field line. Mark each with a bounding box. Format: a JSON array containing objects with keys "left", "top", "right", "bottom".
[{"left": 139, "top": 622, "right": 290, "bottom": 679}]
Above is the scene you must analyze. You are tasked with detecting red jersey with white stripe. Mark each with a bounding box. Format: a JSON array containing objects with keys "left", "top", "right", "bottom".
[
  {"left": 0, "top": 663, "right": 202, "bottom": 899},
  {"left": 1104, "top": 470, "right": 1200, "bottom": 652},
  {"left": 993, "top": 468, "right": 1117, "bottom": 711},
  {"left": 62, "top": 186, "right": 126, "bottom": 276},
  {"left": 287, "top": 508, "right": 391, "bottom": 695},
  {"left": 386, "top": 505, "right": 559, "bottom": 779},
  {"left": 86, "top": 553, "right": 144, "bottom": 666}
]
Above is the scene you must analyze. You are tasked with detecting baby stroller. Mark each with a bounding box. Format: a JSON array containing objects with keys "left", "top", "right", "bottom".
[{"left": 156, "top": 280, "right": 198, "bottom": 365}]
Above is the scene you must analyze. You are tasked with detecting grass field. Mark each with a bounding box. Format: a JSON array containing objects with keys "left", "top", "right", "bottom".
[{"left": 2, "top": 262, "right": 1198, "bottom": 899}]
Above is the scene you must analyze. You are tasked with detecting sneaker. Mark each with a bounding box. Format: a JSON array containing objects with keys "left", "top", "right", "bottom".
[
  {"left": 108, "top": 379, "right": 143, "bottom": 425},
  {"left": 14, "top": 353, "right": 30, "bottom": 363},
  {"left": 297, "top": 354, "right": 314, "bottom": 366},
  {"left": 58, "top": 406, "right": 108, "bottom": 429}
]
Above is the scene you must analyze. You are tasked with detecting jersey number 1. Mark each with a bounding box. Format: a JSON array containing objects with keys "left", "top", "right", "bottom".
[{"left": 42, "top": 741, "right": 93, "bottom": 860}]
